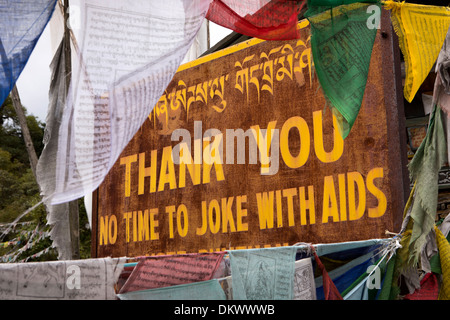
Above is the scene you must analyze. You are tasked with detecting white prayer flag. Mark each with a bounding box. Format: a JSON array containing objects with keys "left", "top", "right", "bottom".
[{"left": 37, "top": 0, "right": 212, "bottom": 204}]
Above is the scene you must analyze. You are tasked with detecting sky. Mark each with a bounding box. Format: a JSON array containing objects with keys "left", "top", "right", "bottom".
[{"left": 15, "top": 21, "right": 233, "bottom": 123}]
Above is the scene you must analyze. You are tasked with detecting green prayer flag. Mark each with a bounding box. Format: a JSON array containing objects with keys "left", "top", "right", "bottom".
[
  {"left": 305, "top": 2, "right": 379, "bottom": 138},
  {"left": 408, "top": 105, "right": 447, "bottom": 265},
  {"left": 377, "top": 255, "right": 398, "bottom": 300}
]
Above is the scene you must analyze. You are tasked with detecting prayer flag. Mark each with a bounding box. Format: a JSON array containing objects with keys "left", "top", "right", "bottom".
[
  {"left": 305, "top": 2, "right": 379, "bottom": 139},
  {"left": 408, "top": 105, "right": 447, "bottom": 266},
  {"left": 313, "top": 251, "right": 343, "bottom": 300},
  {"left": 403, "top": 272, "right": 439, "bottom": 300},
  {"left": 0, "top": 0, "right": 57, "bottom": 107},
  {"left": 229, "top": 247, "right": 297, "bottom": 300},
  {"left": 117, "top": 279, "right": 226, "bottom": 300},
  {"left": 206, "top": 0, "right": 306, "bottom": 40},
  {"left": 436, "top": 227, "right": 450, "bottom": 300},
  {"left": 384, "top": 1, "right": 450, "bottom": 102},
  {"left": 119, "top": 252, "right": 225, "bottom": 294},
  {"left": 36, "top": 0, "right": 212, "bottom": 205}
]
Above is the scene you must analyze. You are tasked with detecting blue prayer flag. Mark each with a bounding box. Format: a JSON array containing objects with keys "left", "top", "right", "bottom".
[{"left": 0, "top": 0, "right": 57, "bottom": 106}]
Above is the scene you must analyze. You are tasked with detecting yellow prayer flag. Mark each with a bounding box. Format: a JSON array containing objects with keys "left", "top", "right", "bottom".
[
  {"left": 384, "top": 1, "right": 450, "bottom": 102},
  {"left": 435, "top": 226, "right": 450, "bottom": 300}
]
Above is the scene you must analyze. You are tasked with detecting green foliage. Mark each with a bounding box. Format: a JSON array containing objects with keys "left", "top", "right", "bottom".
[
  {"left": 0, "top": 96, "right": 45, "bottom": 165},
  {"left": 78, "top": 198, "right": 92, "bottom": 260},
  {"left": 0, "top": 95, "right": 91, "bottom": 263},
  {"left": 0, "top": 148, "right": 40, "bottom": 223}
]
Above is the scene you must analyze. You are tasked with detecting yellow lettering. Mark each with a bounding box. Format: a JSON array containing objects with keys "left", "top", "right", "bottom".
[
  {"left": 348, "top": 172, "right": 366, "bottom": 221},
  {"left": 276, "top": 189, "right": 283, "bottom": 227},
  {"left": 139, "top": 151, "right": 157, "bottom": 194},
  {"left": 158, "top": 146, "right": 177, "bottom": 191},
  {"left": 283, "top": 187, "right": 297, "bottom": 227},
  {"left": 208, "top": 199, "right": 221, "bottom": 234},
  {"left": 251, "top": 121, "right": 277, "bottom": 174},
  {"left": 138, "top": 210, "right": 149, "bottom": 241},
  {"left": 221, "top": 197, "right": 236, "bottom": 233},
  {"left": 133, "top": 211, "right": 137, "bottom": 242},
  {"left": 313, "top": 111, "right": 344, "bottom": 163},
  {"left": 120, "top": 154, "right": 137, "bottom": 197},
  {"left": 256, "top": 191, "right": 274, "bottom": 229},
  {"left": 99, "top": 216, "right": 108, "bottom": 245},
  {"left": 123, "top": 212, "right": 132, "bottom": 243},
  {"left": 322, "top": 175, "right": 339, "bottom": 223},
  {"left": 108, "top": 215, "right": 117, "bottom": 244},
  {"left": 197, "top": 201, "right": 208, "bottom": 236},
  {"left": 338, "top": 173, "right": 347, "bottom": 221},
  {"left": 203, "top": 141, "right": 225, "bottom": 183},
  {"left": 280, "top": 116, "right": 310, "bottom": 168},
  {"left": 176, "top": 204, "right": 189, "bottom": 237},
  {"left": 203, "top": 134, "right": 223, "bottom": 165},
  {"left": 178, "top": 144, "right": 201, "bottom": 188},
  {"left": 236, "top": 195, "right": 248, "bottom": 231},
  {"left": 165, "top": 205, "right": 176, "bottom": 238},
  {"left": 98, "top": 216, "right": 117, "bottom": 245},
  {"left": 299, "top": 186, "right": 315, "bottom": 225},
  {"left": 367, "top": 167, "right": 387, "bottom": 218},
  {"left": 149, "top": 208, "right": 159, "bottom": 240}
]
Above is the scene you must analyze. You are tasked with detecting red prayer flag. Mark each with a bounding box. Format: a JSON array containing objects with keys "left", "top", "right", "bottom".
[
  {"left": 314, "top": 251, "right": 343, "bottom": 300},
  {"left": 206, "top": 0, "right": 306, "bottom": 40},
  {"left": 118, "top": 252, "right": 225, "bottom": 294},
  {"left": 403, "top": 273, "right": 439, "bottom": 300}
]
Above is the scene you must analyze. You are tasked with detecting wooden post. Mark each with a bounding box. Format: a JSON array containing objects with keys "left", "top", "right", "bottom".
[
  {"left": 0, "top": 33, "right": 39, "bottom": 180},
  {"left": 206, "top": 20, "right": 210, "bottom": 51},
  {"left": 64, "top": 0, "right": 80, "bottom": 260},
  {"left": 10, "top": 86, "right": 39, "bottom": 179}
]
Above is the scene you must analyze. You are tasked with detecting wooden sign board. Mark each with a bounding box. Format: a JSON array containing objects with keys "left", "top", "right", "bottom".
[{"left": 92, "top": 14, "right": 408, "bottom": 258}]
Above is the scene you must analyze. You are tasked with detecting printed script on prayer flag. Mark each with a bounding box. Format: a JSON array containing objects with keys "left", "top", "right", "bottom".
[{"left": 118, "top": 252, "right": 225, "bottom": 294}]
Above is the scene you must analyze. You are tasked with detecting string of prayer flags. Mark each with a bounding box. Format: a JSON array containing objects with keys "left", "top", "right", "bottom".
[
  {"left": 118, "top": 252, "right": 225, "bottom": 294},
  {"left": 1, "top": 227, "right": 51, "bottom": 263},
  {"left": 228, "top": 246, "right": 297, "bottom": 300},
  {"left": 0, "top": 257, "right": 125, "bottom": 300},
  {"left": 36, "top": 0, "right": 212, "bottom": 205},
  {"left": 435, "top": 226, "right": 450, "bottom": 300},
  {"left": 1, "top": 240, "right": 20, "bottom": 248},
  {"left": 384, "top": 1, "right": 450, "bottom": 103},
  {"left": 206, "top": 0, "right": 306, "bottom": 40},
  {"left": 305, "top": 1, "right": 379, "bottom": 139},
  {"left": 19, "top": 246, "right": 53, "bottom": 263},
  {"left": 407, "top": 105, "right": 447, "bottom": 266},
  {"left": 117, "top": 279, "right": 226, "bottom": 300},
  {"left": 0, "top": 0, "right": 57, "bottom": 107}
]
